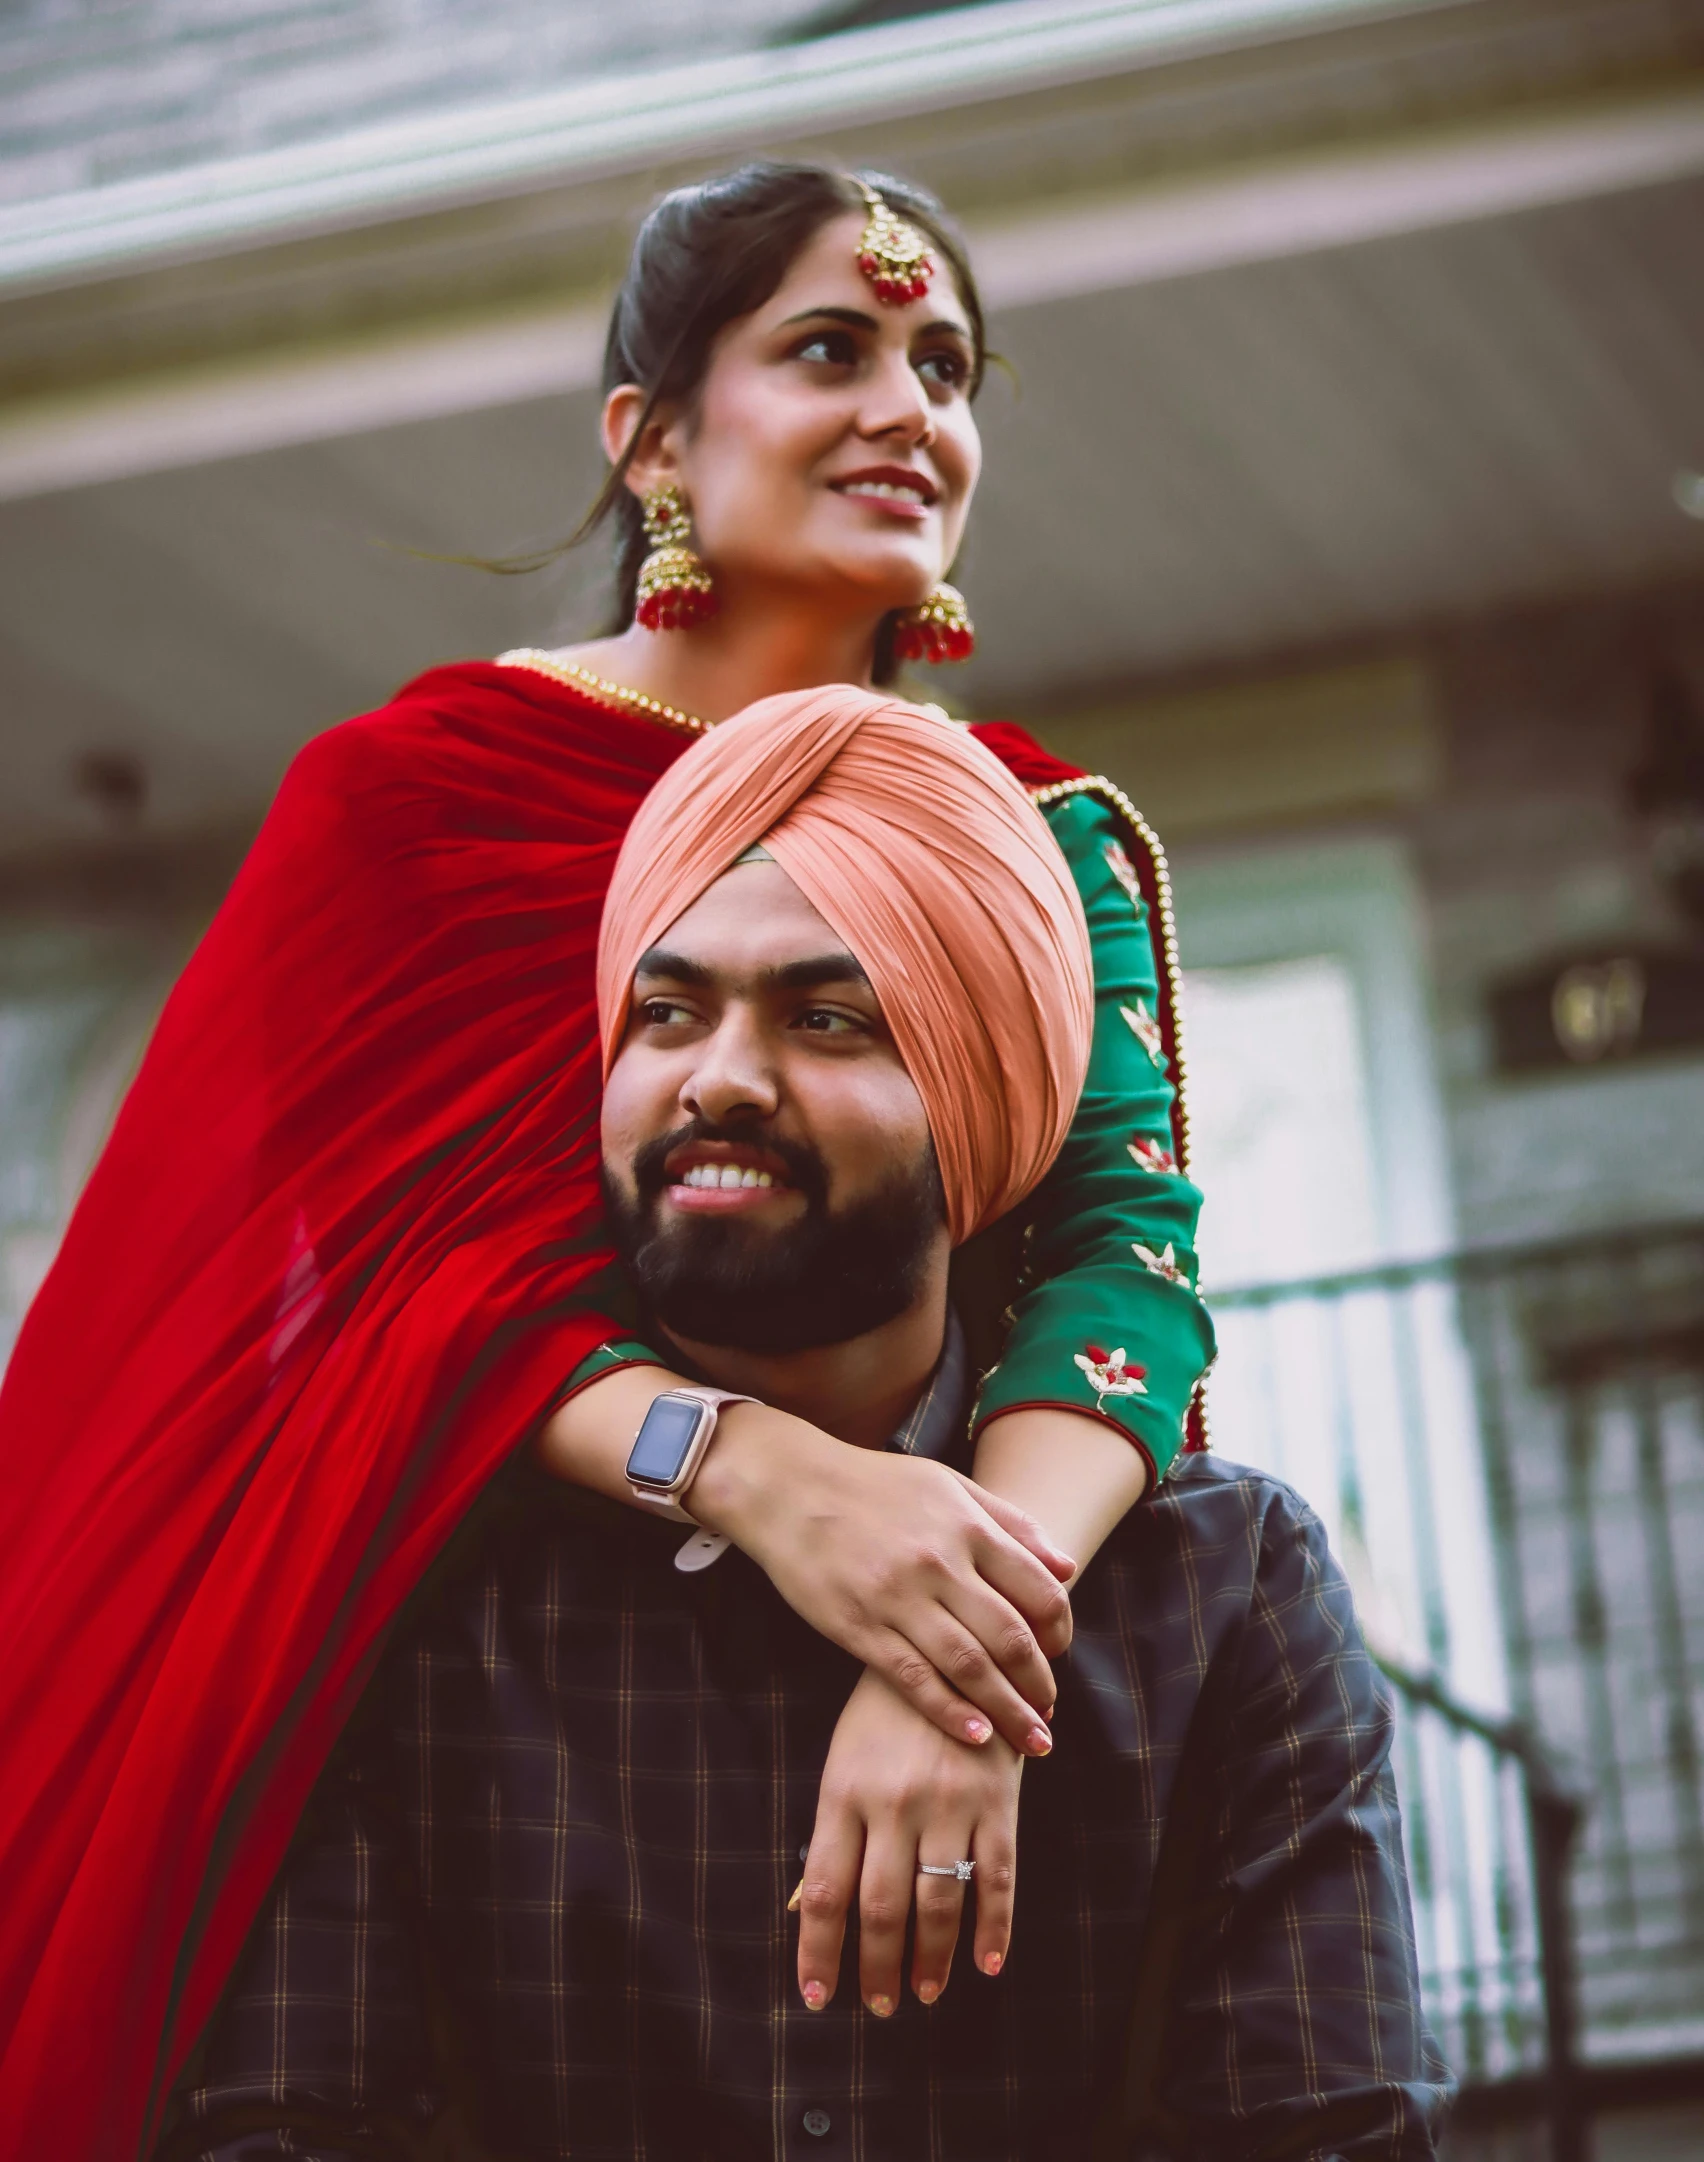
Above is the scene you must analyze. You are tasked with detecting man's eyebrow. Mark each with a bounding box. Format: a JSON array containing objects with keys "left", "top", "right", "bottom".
[
  {"left": 764, "top": 955, "right": 873, "bottom": 994},
  {"left": 633, "top": 947, "right": 713, "bottom": 986},
  {"left": 631, "top": 950, "right": 873, "bottom": 994}
]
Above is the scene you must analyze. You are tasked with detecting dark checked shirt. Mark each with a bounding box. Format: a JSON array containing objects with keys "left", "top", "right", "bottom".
[{"left": 160, "top": 1319, "right": 1449, "bottom": 2162}]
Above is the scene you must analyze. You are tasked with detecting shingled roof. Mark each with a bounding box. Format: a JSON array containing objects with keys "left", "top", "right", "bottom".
[{"left": 0, "top": 0, "right": 837, "bottom": 205}]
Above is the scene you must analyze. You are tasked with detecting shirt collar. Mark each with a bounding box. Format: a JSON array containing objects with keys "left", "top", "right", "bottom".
[
  {"left": 657, "top": 1308, "right": 972, "bottom": 1471},
  {"left": 884, "top": 1307, "right": 972, "bottom": 1466}
]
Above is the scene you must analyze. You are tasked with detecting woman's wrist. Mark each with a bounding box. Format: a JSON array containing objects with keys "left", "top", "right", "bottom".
[
  {"left": 538, "top": 1364, "right": 832, "bottom": 1548},
  {"left": 683, "top": 1400, "right": 836, "bottom": 1547}
]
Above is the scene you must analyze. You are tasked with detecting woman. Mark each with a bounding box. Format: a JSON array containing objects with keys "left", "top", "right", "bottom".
[{"left": 0, "top": 163, "right": 1211, "bottom": 2158}]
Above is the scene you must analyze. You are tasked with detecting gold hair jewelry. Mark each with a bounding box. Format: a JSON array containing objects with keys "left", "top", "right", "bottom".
[
  {"left": 636, "top": 482, "right": 718, "bottom": 631},
  {"left": 855, "top": 182, "right": 935, "bottom": 307}
]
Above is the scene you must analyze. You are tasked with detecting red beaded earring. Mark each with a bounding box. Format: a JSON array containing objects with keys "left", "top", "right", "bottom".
[
  {"left": 635, "top": 483, "right": 718, "bottom": 631},
  {"left": 893, "top": 582, "right": 975, "bottom": 666}
]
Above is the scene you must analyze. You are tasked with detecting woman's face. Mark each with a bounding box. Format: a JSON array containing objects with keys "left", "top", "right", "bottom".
[{"left": 614, "top": 210, "right": 983, "bottom": 619}]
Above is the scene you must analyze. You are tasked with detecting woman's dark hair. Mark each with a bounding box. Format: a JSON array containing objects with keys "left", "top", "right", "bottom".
[{"left": 577, "top": 161, "right": 987, "bottom": 679}]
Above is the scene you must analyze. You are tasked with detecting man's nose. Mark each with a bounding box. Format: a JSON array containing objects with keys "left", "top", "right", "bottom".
[{"left": 681, "top": 1012, "right": 781, "bottom": 1125}]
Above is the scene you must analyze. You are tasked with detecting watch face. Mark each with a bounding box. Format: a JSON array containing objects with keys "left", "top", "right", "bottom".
[{"left": 627, "top": 1395, "right": 705, "bottom": 1487}]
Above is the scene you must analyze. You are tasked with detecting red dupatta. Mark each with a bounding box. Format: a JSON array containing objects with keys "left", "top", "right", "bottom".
[{"left": 0, "top": 660, "right": 1102, "bottom": 2160}]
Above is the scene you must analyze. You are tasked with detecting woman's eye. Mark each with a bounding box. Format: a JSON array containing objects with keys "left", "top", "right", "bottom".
[
  {"left": 918, "top": 349, "right": 970, "bottom": 391},
  {"left": 794, "top": 329, "right": 859, "bottom": 368}
]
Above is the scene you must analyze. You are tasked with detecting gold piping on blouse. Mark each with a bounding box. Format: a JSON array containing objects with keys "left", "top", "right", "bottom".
[
  {"left": 1035, "top": 774, "right": 1211, "bottom": 1452},
  {"left": 1028, "top": 773, "right": 1193, "bottom": 1181},
  {"left": 496, "top": 648, "right": 709, "bottom": 738}
]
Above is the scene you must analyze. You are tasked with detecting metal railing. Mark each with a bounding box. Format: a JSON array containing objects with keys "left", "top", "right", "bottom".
[
  {"left": 1378, "top": 1655, "right": 1587, "bottom": 2159},
  {"left": 1209, "top": 1221, "right": 1704, "bottom": 2146}
]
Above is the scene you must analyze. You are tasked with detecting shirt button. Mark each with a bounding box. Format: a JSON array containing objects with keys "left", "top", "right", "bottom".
[{"left": 802, "top": 2106, "right": 832, "bottom": 2138}]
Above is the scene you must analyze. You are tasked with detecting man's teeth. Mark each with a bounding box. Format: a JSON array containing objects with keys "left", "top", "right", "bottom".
[{"left": 679, "top": 1164, "right": 776, "bottom": 1190}]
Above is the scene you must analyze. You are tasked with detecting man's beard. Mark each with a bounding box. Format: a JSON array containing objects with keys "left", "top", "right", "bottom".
[{"left": 602, "top": 1119, "right": 946, "bottom": 1354}]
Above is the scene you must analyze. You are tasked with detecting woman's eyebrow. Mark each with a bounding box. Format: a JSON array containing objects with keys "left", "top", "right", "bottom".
[
  {"left": 777, "top": 304, "right": 972, "bottom": 344},
  {"left": 779, "top": 304, "right": 879, "bottom": 332}
]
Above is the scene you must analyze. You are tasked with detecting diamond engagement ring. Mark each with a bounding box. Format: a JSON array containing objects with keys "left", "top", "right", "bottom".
[{"left": 917, "top": 1860, "right": 976, "bottom": 1882}]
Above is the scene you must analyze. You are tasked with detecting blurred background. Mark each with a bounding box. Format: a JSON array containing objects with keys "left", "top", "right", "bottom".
[{"left": 3, "top": 0, "right": 1704, "bottom": 2152}]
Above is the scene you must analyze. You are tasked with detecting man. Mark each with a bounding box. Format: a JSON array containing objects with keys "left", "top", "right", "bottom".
[{"left": 160, "top": 694, "right": 1447, "bottom": 2160}]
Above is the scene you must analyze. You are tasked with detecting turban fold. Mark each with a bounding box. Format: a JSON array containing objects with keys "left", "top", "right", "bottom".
[{"left": 597, "top": 685, "right": 1093, "bottom": 1243}]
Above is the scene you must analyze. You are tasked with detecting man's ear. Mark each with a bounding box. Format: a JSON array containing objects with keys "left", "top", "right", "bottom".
[{"left": 600, "top": 386, "right": 684, "bottom": 503}]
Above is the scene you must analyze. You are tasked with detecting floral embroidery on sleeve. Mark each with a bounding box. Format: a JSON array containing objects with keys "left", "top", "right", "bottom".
[
  {"left": 1102, "top": 838, "right": 1144, "bottom": 910},
  {"left": 1127, "top": 1135, "right": 1179, "bottom": 1175},
  {"left": 1120, "top": 1000, "right": 1168, "bottom": 1071},
  {"left": 1073, "top": 1344, "right": 1149, "bottom": 1409},
  {"left": 1133, "top": 1241, "right": 1189, "bottom": 1286}
]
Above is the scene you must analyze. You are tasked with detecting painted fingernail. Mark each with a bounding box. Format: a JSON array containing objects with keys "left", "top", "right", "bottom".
[
  {"left": 1026, "top": 1724, "right": 1053, "bottom": 1756},
  {"left": 867, "top": 1994, "right": 894, "bottom": 2019},
  {"left": 981, "top": 1951, "right": 1003, "bottom": 1977},
  {"left": 964, "top": 1716, "right": 992, "bottom": 1745},
  {"left": 916, "top": 1980, "right": 940, "bottom": 2006},
  {"left": 803, "top": 1980, "right": 826, "bottom": 2010},
  {"left": 787, "top": 1880, "right": 804, "bottom": 1914}
]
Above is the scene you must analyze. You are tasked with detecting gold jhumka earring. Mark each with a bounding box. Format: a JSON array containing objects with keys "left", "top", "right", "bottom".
[
  {"left": 850, "top": 186, "right": 975, "bottom": 666},
  {"left": 635, "top": 482, "right": 718, "bottom": 631},
  {"left": 893, "top": 584, "right": 975, "bottom": 666}
]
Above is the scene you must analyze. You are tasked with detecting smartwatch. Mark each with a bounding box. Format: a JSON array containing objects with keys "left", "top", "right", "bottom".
[{"left": 625, "top": 1385, "right": 755, "bottom": 1524}]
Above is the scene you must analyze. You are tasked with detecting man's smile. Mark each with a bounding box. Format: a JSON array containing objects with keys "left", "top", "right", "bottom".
[{"left": 661, "top": 1138, "right": 801, "bottom": 1215}]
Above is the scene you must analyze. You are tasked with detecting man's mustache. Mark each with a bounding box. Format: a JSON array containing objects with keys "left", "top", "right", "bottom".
[{"left": 627, "top": 1119, "right": 830, "bottom": 1211}]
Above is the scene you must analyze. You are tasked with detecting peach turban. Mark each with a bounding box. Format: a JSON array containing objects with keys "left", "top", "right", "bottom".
[{"left": 597, "top": 685, "right": 1093, "bottom": 1243}]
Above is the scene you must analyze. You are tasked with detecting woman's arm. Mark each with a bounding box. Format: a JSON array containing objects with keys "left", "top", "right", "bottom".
[
  {"left": 970, "top": 1404, "right": 1147, "bottom": 1577},
  {"left": 966, "top": 786, "right": 1215, "bottom": 1572},
  {"left": 541, "top": 790, "right": 1213, "bottom": 1728}
]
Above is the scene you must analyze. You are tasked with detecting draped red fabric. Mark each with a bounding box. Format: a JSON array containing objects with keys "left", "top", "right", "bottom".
[{"left": 0, "top": 659, "right": 1089, "bottom": 2161}]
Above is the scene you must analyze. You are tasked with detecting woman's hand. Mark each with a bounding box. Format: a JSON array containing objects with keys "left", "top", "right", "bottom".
[
  {"left": 540, "top": 1369, "right": 1074, "bottom": 1752},
  {"left": 794, "top": 1668, "right": 1023, "bottom": 2015},
  {"left": 689, "top": 1404, "right": 1072, "bottom": 1754}
]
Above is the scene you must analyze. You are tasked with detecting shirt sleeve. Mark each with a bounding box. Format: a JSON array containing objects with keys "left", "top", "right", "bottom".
[
  {"left": 969, "top": 786, "right": 1215, "bottom": 1482},
  {"left": 153, "top": 1709, "right": 442, "bottom": 2162},
  {"left": 1138, "top": 1487, "right": 1452, "bottom": 2156}
]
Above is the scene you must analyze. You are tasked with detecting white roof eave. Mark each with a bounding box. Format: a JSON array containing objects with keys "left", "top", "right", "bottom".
[{"left": 0, "top": 0, "right": 1448, "bottom": 295}]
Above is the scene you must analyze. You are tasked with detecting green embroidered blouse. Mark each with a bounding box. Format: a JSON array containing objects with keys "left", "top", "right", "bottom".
[{"left": 973, "top": 783, "right": 1213, "bottom": 1479}]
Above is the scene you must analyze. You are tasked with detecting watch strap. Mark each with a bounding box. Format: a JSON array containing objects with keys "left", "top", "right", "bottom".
[{"left": 627, "top": 1386, "right": 756, "bottom": 1523}]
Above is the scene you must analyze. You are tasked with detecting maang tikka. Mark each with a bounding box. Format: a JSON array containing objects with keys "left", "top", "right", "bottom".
[
  {"left": 854, "top": 181, "right": 935, "bottom": 308},
  {"left": 635, "top": 482, "right": 718, "bottom": 631}
]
